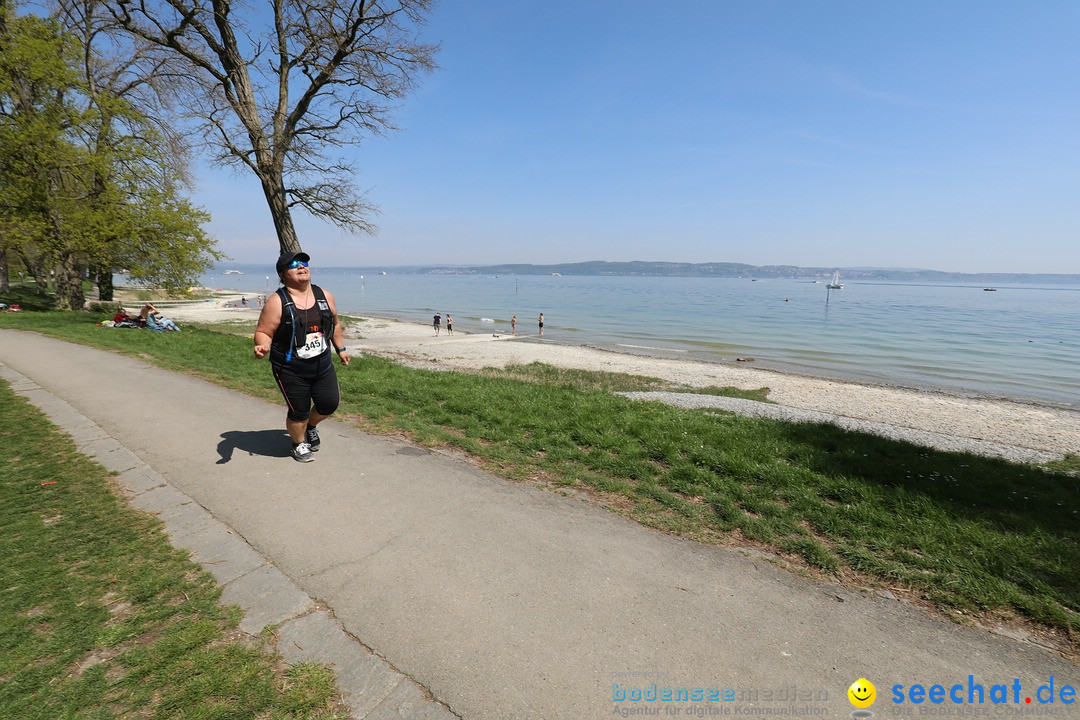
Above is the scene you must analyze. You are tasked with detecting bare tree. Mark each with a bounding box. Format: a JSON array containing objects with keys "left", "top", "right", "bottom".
[{"left": 108, "top": 0, "right": 437, "bottom": 254}]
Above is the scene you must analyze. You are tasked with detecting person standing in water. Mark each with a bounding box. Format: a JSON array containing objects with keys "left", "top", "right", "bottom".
[
  {"left": 538, "top": 313, "right": 544, "bottom": 336},
  {"left": 253, "top": 251, "right": 350, "bottom": 463}
]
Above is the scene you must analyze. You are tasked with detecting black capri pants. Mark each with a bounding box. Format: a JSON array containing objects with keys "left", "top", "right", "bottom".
[{"left": 271, "top": 358, "right": 340, "bottom": 422}]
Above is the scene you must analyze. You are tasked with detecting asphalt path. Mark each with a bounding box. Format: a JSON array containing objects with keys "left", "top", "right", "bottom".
[{"left": 1, "top": 329, "right": 1075, "bottom": 719}]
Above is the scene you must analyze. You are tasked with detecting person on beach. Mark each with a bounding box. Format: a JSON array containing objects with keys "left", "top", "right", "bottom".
[
  {"left": 253, "top": 251, "right": 350, "bottom": 463},
  {"left": 137, "top": 303, "right": 158, "bottom": 324},
  {"left": 538, "top": 313, "right": 544, "bottom": 336},
  {"left": 110, "top": 305, "right": 141, "bottom": 328},
  {"left": 433, "top": 312, "right": 441, "bottom": 336},
  {"left": 147, "top": 312, "right": 180, "bottom": 331},
  {"left": 446, "top": 314, "right": 453, "bottom": 335},
  {"left": 511, "top": 315, "right": 517, "bottom": 335},
  {"left": 139, "top": 303, "right": 180, "bottom": 331}
]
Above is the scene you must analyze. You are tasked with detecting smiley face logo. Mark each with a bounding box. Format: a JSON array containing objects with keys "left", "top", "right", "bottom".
[{"left": 848, "top": 678, "right": 876, "bottom": 709}]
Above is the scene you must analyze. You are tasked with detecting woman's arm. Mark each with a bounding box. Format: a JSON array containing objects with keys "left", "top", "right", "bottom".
[{"left": 253, "top": 293, "right": 283, "bottom": 359}]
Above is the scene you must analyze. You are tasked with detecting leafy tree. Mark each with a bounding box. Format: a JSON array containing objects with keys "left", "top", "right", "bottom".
[
  {"left": 56, "top": 0, "right": 201, "bottom": 299},
  {"left": 110, "top": 186, "right": 216, "bottom": 291},
  {"left": 0, "top": 0, "right": 223, "bottom": 307},
  {"left": 108, "top": 0, "right": 437, "bottom": 254},
  {"left": 0, "top": 8, "right": 89, "bottom": 308}
]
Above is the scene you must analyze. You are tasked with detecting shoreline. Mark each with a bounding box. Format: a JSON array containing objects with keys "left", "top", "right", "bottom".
[
  {"left": 571, "top": 337, "right": 1071, "bottom": 410},
  {"left": 148, "top": 294, "right": 1080, "bottom": 459},
  {"left": 336, "top": 307, "right": 1078, "bottom": 412}
]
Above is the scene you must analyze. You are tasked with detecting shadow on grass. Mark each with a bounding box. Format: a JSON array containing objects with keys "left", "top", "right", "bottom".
[
  {"left": 0, "top": 284, "right": 55, "bottom": 311},
  {"left": 767, "top": 420, "right": 1080, "bottom": 624},
  {"left": 778, "top": 420, "right": 1079, "bottom": 536},
  {"left": 216, "top": 429, "right": 292, "bottom": 464}
]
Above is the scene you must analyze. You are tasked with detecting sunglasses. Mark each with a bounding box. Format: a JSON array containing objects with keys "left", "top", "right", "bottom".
[{"left": 288, "top": 260, "right": 309, "bottom": 269}]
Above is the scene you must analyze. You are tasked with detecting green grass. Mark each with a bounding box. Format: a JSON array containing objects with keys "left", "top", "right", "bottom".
[
  {"left": 0, "top": 283, "right": 58, "bottom": 311},
  {"left": 1046, "top": 454, "right": 1080, "bottom": 475},
  {"left": 185, "top": 318, "right": 259, "bottom": 336},
  {"left": 2, "top": 308, "right": 1078, "bottom": 643},
  {"left": 476, "top": 361, "right": 770, "bottom": 399},
  {"left": 0, "top": 379, "right": 348, "bottom": 719}
]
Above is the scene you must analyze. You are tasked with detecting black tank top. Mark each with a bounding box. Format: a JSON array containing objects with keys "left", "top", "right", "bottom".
[
  {"left": 294, "top": 303, "right": 323, "bottom": 337},
  {"left": 270, "top": 286, "right": 334, "bottom": 368}
]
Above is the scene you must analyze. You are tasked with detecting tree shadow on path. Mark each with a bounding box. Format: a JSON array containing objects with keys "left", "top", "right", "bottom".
[{"left": 217, "top": 429, "right": 291, "bottom": 464}]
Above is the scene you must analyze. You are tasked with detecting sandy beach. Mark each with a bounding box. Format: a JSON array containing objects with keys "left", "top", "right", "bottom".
[{"left": 154, "top": 294, "right": 1080, "bottom": 459}]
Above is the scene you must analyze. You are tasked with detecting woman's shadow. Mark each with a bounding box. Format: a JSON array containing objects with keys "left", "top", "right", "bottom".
[{"left": 216, "top": 429, "right": 293, "bottom": 464}]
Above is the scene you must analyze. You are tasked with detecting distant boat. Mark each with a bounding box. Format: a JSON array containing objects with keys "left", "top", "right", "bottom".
[
  {"left": 550, "top": 272, "right": 561, "bottom": 277},
  {"left": 379, "top": 271, "right": 387, "bottom": 275},
  {"left": 827, "top": 272, "right": 843, "bottom": 289},
  {"left": 224, "top": 269, "right": 244, "bottom": 275},
  {"left": 983, "top": 288, "right": 997, "bottom": 291}
]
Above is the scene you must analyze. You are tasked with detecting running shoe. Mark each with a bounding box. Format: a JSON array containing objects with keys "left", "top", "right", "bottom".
[
  {"left": 292, "top": 442, "right": 315, "bottom": 463},
  {"left": 305, "top": 425, "right": 320, "bottom": 451}
]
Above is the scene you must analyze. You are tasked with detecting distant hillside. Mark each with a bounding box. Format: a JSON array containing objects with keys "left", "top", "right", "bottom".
[{"left": 417, "top": 261, "right": 1080, "bottom": 284}]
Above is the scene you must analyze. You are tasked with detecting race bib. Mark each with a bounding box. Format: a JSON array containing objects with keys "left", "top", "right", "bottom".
[{"left": 297, "top": 331, "right": 327, "bottom": 359}]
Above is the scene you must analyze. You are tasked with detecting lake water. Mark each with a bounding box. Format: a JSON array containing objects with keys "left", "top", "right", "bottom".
[{"left": 200, "top": 266, "right": 1080, "bottom": 409}]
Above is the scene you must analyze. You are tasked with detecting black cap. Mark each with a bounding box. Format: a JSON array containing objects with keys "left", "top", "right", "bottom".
[{"left": 276, "top": 251, "right": 310, "bottom": 274}]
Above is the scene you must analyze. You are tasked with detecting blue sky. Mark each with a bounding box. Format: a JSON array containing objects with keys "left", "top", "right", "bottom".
[{"left": 196, "top": 1, "right": 1080, "bottom": 273}]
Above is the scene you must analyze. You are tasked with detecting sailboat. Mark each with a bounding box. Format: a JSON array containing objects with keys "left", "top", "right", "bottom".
[{"left": 826, "top": 271, "right": 843, "bottom": 290}]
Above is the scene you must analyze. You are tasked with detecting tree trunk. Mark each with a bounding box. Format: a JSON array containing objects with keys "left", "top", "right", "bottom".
[
  {"left": 95, "top": 263, "right": 114, "bottom": 301},
  {"left": 0, "top": 248, "right": 9, "bottom": 293},
  {"left": 261, "top": 173, "right": 302, "bottom": 255},
  {"left": 53, "top": 252, "right": 85, "bottom": 310},
  {"left": 89, "top": 115, "right": 118, "bottom": 303},
  {"left": 20, "top": 253, "right": 48, "bottom": 294},
  {"left": 71, "top": 261, "right": 87, "bottom": 309},
  {"left": 53, "top": 259, "right": 70, "bottom": 309}
]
